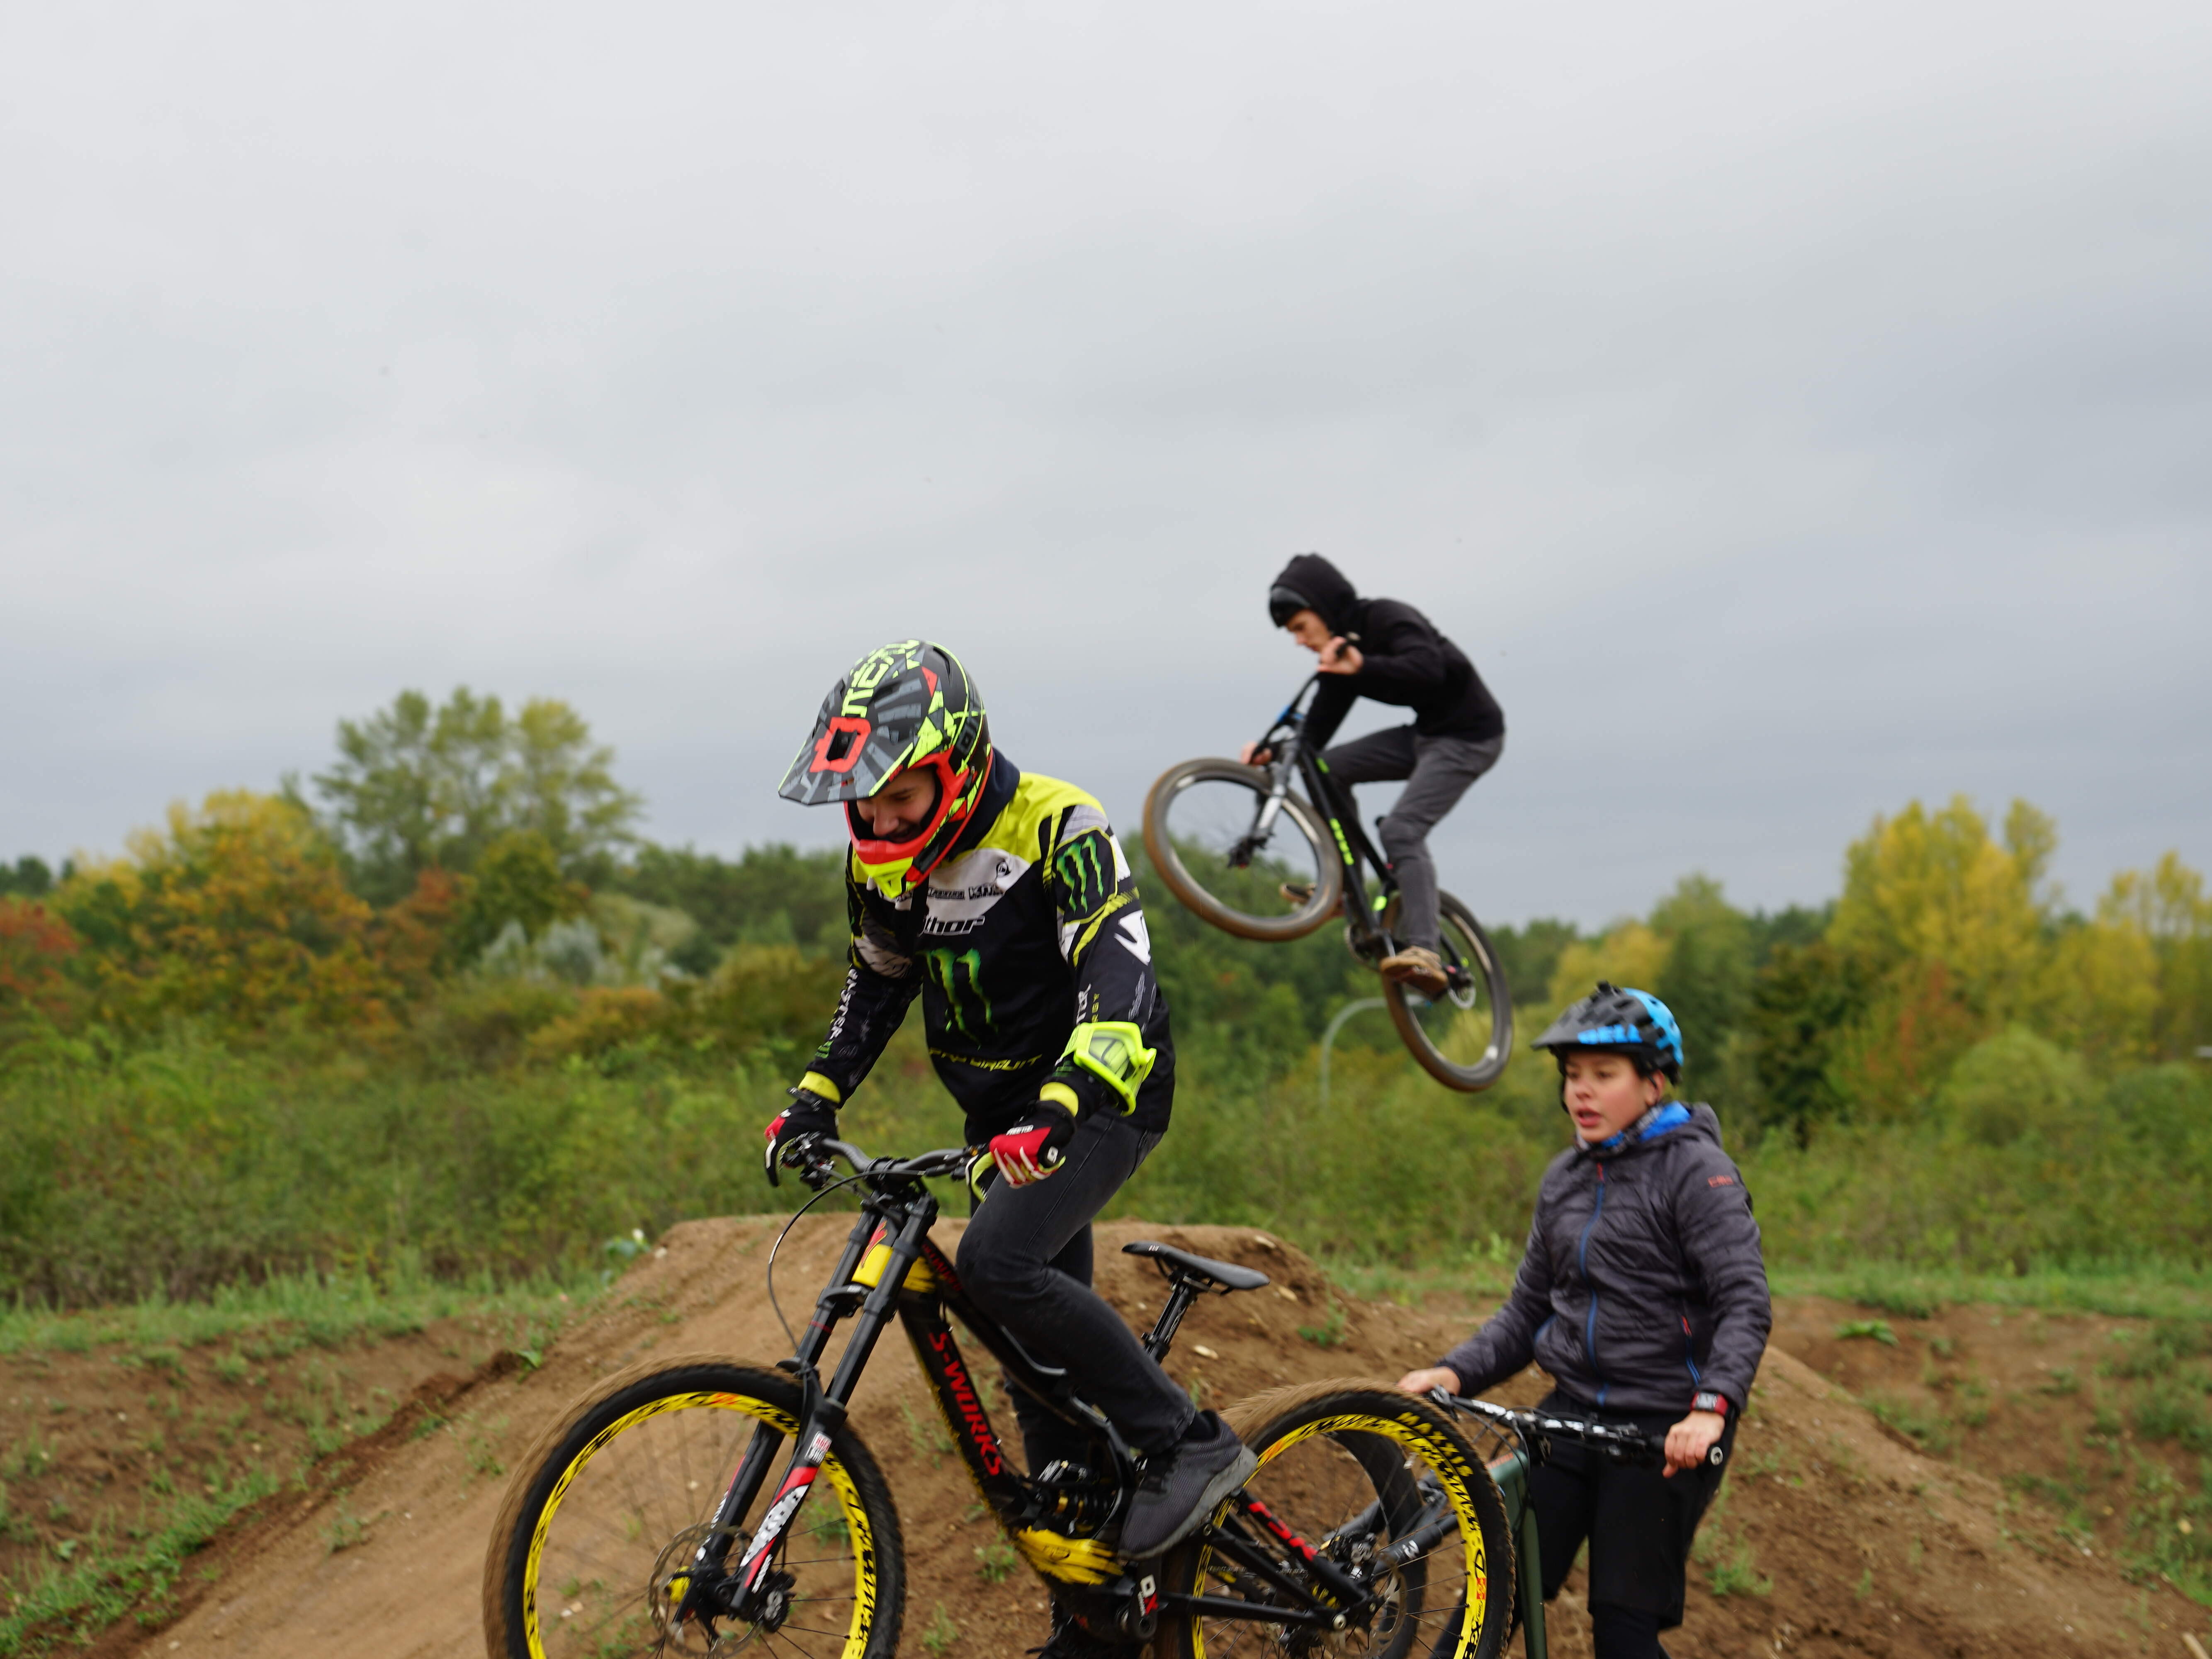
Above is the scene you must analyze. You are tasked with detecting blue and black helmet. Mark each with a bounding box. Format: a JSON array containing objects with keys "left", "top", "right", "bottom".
[{"left": 1532, "top": 981, "right": 1685, "bottom": 1082}]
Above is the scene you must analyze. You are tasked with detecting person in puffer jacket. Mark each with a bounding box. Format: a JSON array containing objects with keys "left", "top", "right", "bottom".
[{"left": 1399, "top": 983, "right": 1771, "bottom": 1659}]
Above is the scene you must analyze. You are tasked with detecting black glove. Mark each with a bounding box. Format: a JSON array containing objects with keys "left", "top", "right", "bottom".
[{"left": 763, "top": 1088, "right": 839, "bottom": 1182}]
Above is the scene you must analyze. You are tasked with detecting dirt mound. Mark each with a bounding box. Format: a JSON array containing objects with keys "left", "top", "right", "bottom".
[{"left": 119, "top": 1217, "right": 2204, "bottom": 1658}]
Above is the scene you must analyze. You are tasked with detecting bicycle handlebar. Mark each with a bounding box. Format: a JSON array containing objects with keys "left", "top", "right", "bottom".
[
  {"left": 776, "top": 1137, "right": 971, "bottom": 1191},
  {"left": 1430, "top": 1391, "right": 1723, "bottom": 1469}
]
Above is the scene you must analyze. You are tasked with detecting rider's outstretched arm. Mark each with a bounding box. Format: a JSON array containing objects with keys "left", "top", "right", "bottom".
[{"left": 796, "top": 869, "right": 924, "bottom": 1107}]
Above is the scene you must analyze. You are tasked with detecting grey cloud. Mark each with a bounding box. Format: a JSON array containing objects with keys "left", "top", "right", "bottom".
[{"left": 2, "top": 0, "right": 2207, "bottom": 927}]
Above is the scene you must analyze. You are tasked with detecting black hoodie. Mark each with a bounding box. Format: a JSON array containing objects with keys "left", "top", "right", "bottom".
[{"left": 1271, "top": 554, "right": 1504, "bottom": 749}]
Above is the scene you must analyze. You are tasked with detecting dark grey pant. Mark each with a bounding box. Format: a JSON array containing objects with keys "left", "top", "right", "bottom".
[
  {"left": 1322, "top": 726, "right": 1503, "bottom": 952},
  {"left": 957, "top": 1114, "right": 1191, "bottom": 1469}
]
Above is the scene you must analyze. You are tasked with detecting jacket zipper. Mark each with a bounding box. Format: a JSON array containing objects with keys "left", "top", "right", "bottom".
[{"left": 1578, "top": 1163, "right": 1607, "bottom": 1406}]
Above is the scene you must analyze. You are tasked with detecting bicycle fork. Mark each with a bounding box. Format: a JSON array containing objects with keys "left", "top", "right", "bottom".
[{"left": 675, "top": 1202, "right": 935, "bottom": 1630}]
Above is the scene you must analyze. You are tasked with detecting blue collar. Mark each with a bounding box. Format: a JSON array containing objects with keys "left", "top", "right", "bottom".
[{"left": 1585, "top": 1101, "right": 1690, "bottom": 1155}]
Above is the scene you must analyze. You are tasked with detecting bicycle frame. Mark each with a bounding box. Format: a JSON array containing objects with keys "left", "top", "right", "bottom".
[
  {"left": 1435, "top": 1392, "right": 1715, "bottom": 1659},
  {"left": 680, "top": 1142, "right": 1389, "bottom": 1644},
  {"left": 1254, "top": 676, "right": 1402, "bottom": 960}
]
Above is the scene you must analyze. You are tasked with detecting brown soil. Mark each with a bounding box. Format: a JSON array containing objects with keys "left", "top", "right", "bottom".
[{"left": 6, "top": 1217, "right": 2202, "bottom": 1658}]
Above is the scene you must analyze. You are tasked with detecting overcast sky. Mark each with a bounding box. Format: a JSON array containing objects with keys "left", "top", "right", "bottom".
[{"left": 5, "top": 0, "right": 2207, "bottom": 927}]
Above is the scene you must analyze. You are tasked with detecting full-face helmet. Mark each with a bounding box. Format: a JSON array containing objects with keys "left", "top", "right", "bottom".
[{"left": 778, "top": 640, "right": 993, "bottom": 898}]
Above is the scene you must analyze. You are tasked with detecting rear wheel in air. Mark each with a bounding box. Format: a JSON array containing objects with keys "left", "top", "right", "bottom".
[{"left": 1382, "top": 891, "right": 1514, "bottom": 1092}]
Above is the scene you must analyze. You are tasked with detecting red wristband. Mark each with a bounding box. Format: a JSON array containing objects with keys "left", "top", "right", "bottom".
[{"left": 1691, "top": 1391, "right": 1728, "bottom": 1416}]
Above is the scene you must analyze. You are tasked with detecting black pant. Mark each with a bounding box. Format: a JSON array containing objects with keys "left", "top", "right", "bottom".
[
  {"left": 955, "top": 1113, "right": 1192, "bottom": 1470},
  {"left": 1527, "top": 1391, "right": 1736, "bottom": 1636}
]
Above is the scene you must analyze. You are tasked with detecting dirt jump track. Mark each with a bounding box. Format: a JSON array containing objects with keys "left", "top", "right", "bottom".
[{"left": 120, "top": 1215, "right": 2203, "bottom": 1659}]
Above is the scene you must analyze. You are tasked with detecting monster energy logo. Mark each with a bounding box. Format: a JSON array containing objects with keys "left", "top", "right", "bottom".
[
  {"left": 1053, "top": 832, "right": 1114, "bottom": 917},
  {"left": 923, "top": 948, "right": 993, "bottom": 1039}
]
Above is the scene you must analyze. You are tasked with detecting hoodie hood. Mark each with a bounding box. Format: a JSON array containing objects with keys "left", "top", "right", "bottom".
[{"left": 1271, "top": 553, "right": 1360, "bottom": 634}]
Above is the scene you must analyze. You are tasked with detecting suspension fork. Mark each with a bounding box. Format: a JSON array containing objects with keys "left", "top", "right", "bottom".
[{"left": 717, "top": 1201, "right": 938, "bottom": 1613}]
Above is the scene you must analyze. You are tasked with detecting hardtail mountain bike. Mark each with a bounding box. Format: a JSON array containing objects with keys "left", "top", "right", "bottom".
[
  {"left": 482, "top": 1138, "right": 1519, "bottom": 1658},
  {"left": 1416, "top": 1393, "right": 1726, "bottom": 1658},
  {"left": 1143, "top": 676, "right": 1514, "bottom": 1092}
]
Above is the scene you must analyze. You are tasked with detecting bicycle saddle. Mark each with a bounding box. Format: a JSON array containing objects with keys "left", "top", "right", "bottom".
[{"left": 1122, "top": 1240, "right": 1270, "bottom": 1293}]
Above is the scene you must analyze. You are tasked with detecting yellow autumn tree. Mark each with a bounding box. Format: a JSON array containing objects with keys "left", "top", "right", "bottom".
[
  {"left": 1823, "top": 797, "right": 2057, "bottom": 1115},
  {"left": 56, "top": 791, "right": 398, "bottom": 1032},
  {"left": 1546, "top": 922, "right": 1671, "bottom": 1017},
  {"left": 2095, "top": 851, "right": 2212, "bottom": 1059}
]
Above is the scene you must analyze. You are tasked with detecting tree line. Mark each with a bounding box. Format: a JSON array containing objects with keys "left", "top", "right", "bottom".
[{"left": 2, "top": 688, "right": 2207, "bottom": 1129}]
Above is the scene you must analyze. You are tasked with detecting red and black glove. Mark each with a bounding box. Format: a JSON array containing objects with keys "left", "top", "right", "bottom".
[
  {"left": 763, "top": 1089, "right": 840, "bottom": 1181},
  {"left": 988, "top": 1099, "right": 1077, "bottom": 1188}
]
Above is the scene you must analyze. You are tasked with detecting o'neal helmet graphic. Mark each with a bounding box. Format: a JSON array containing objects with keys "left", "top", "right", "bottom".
[{"left": 779, "top": 640, "right": 994, "bottom": 898}]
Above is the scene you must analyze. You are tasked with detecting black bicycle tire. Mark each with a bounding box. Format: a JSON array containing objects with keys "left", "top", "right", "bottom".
[
  {"left": 1150, "top": 1378, "right": 1515, "bottom": 1659},
  {"left": 1382, "top": 892, "right": 1514, "bottom": 1092},
  {"left": 1141, "top": 759, "right": 1344, "bottom": 942},
  {"left": 481, "top": 1354, "right": 903, "bottom": 1659}
]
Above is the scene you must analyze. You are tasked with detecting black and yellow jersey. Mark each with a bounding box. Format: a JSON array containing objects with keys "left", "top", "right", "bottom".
[{"left": 799, "top": 757, "right": 1173, "bottom": 1141}]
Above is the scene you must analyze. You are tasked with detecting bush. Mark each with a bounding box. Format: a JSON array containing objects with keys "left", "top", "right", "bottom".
[{"left": 1935, "top": 1027, "right": 2089, "bottom": 1148}]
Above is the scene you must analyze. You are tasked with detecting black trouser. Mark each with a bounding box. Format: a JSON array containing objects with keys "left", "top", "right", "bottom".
[
  {"left": 1527, "top": 1390, "right": 1737, "bottom": 1653},
  {"left": 956, "top": 1112, "right": 1192, "bottom": 1470}
]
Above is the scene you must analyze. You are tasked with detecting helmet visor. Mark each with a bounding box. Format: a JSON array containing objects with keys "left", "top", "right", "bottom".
[{"left": 1268, "top": 584, "right": 1315, "bottom": 628}]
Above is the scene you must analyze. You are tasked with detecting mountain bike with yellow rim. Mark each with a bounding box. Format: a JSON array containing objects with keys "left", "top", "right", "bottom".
[
  {"left": 1143, "top": 675, "right": 1514, "bottom": 1091},
  {"left": 481, "top": 1138, "right": 1519, "bottom": 1658}
]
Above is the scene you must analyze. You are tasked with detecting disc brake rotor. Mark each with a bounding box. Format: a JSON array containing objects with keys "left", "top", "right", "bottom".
[{"left": 647, "top": 1522, "right": 769, "bottom": 1656}]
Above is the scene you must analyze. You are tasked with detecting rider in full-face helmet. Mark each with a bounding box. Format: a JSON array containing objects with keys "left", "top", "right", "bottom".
[
  {"left": 768, "top": 640, "right": 1255, "bottom": 1658},
  {"left": 1399, "top": 983, "right": 1772, "bottom": 1659}
]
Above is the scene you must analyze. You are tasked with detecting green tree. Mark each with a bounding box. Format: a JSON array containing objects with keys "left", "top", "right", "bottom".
[
  {"left": 1743, "top": 940, "right": 1867, "bottom": 1142},
  {"left": 448, "top": 831, "right": 591, "bottom": 967},
  {"left": 1650, "top": 874, "right": 1754, "bottom": 1059},
  {"left": 613, "top": 843, "right": 850, "bottom": 965},
  {"left": 52, "top": 791, "right": 398, "bottom": 1032},
  {"left": 0, "top": 856, "right": 55, "bottom": 898},
  {"left": 309, "top": 688, "right": 642, "bottom": 903}
]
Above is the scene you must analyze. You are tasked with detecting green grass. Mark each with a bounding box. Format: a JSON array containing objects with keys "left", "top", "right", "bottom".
[
  {"left": 0, "top": 1469, "right": 279, "bottom": 1654},
  {"left": 973, "top": 1539, "right": 1017, "bottom": 1584},
  {"left": 919, "top": 1603, "right": 960, "bottom": 1655},
  {"left": 1835, "top": 1319, "right": 1899, "bottom": 1345},
  {"left": 1769, "top": 1262, "right": 2212, "bottom": 1321},
  {"left": 0, "top": 1267, "right": 590, "bottom": 1359}
]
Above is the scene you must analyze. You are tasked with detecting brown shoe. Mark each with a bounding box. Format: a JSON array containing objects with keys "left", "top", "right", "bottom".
[{"left": 1380, "top": 946, "right": 1449, "bottom": 999}]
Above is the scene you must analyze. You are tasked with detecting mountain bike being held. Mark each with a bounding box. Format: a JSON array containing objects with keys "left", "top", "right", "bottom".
[
  {"left": 1243, "top": 554, "right": 1505, "bottom": 998},
  {"left": 1398, "top": 984, "right": 1773, "bottom": 1659},
  {"left": 769, "top": 640, "right": 1254, "bottom": 1659}
]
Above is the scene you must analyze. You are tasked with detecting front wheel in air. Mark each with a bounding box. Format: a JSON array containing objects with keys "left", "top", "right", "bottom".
[
  {"left": 1152, "top": 1379, "right": 1515, "bottom": 1659},
  {"left": 1142, "top": 759, "right": 1343, "bottom": 941},
  {"left": 1382, "top": 892, "right": 1514, "bottom": 1092},
  {"left": 481, "top": 1354, "right": 902, "bottom": 1659}
]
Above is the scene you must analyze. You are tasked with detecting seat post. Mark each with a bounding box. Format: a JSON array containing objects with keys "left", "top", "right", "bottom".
[{"left": 1140, "top": 1278, "right": 1201, "bottom": 1362}]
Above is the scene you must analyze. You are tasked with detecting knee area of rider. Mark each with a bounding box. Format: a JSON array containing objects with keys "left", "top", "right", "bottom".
[
  {"left": 953, "top": 1233, "right": 1048, "bottom": 1309},
  {"left": 1377, "top": 816, "right": 1428, "bottom": 858},
  {"left": 1588, "top": 1603, "right": 1668, "bottom": 1659}
]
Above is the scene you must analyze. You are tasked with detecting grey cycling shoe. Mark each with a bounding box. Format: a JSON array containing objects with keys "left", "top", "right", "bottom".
[{"left": 1118, "top": 1412, "right": 1258, "bottom": 1559}]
